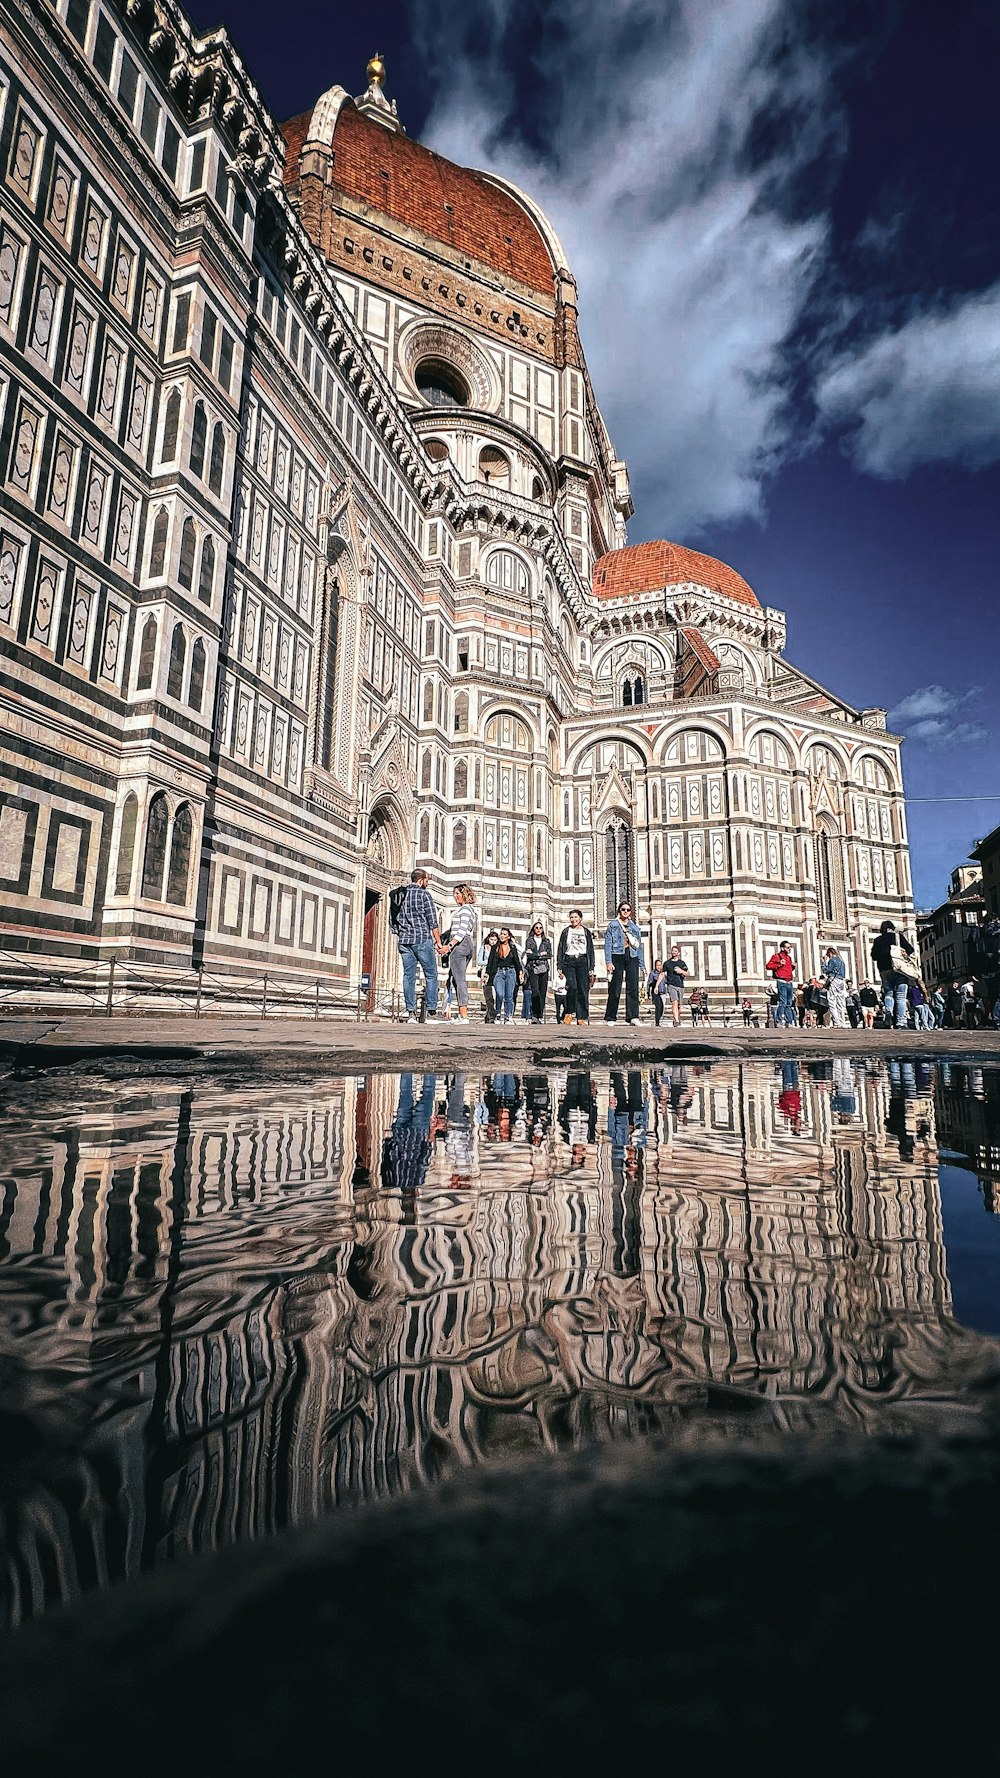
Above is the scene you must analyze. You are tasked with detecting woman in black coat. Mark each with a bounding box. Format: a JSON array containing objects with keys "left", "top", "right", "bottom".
[{"left": 522, "top": 921, "right": 553, "bottom": 1023}]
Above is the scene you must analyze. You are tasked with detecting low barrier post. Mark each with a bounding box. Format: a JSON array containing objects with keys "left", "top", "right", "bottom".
[
  {"left": 105, "top": 954, "right": 116, "bottom": 1018},
  {"left": 261, "top": 973, "right": 268, "bottom": 1018}
]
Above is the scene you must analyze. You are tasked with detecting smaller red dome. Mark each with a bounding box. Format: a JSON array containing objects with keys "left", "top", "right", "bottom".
[{"left": 593, "top": 540, "right": 759, "bottom": 608}]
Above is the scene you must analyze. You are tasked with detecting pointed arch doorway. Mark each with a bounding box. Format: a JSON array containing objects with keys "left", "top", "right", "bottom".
[{"left": 364, "top": 798, "right": 409, "bottom": 1012}]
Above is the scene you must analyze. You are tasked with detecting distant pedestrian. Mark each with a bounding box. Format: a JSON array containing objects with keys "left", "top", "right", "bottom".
[
  {"left": 821, "top": 947, "right": 848, "bottom": 1027},
  {"left": 485, "top": 928, "right": 522, "bottom": 1025},
  {"left": 930, "top": 985, "right": 946, "bottom": 1028},
  {"left": 553, "top": 968, "right": 567, "bottom": 1025},
  {"left": 741, "top": 997, "right": 754, "bottom": 1027},
  {"left": 557, "top": 909, "right": 596, "bottom": 1025},
  {"left": 944, "top": 980, "right": 964, "bottom": 1027},
  {"left": 908, "top": 978, "right": 934, "bottom": 1032},
  {"left": 647, "top": 960, "right": 664, "bottom": 1027},
  {"left": 859, "top": 980, "right": 879, "bottom": 1029},
  {"left": 395, "top": 868, "right": 443, "bottom": 1022},
  {"left": 603, "top": 901, "right": 644, "bottom": 1025},
  {"left": 659, "top": 945, "right": 689, "bottom": 1027},
  {"left": 765, "top": 942, "right": 796, "bottom": 1027},
  {"left": 477, "top": 928, "right": 499, "bottom": 1023},
  {"left": 523, "top": 920, "right": 552, "bottom": 1023}
]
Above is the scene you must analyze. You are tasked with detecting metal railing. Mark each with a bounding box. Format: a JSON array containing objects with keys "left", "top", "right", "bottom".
[{"left": 0, "top": 951, "right": 409, "bottom": 1022}]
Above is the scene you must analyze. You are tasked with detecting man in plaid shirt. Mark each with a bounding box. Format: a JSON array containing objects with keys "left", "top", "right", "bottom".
[{"left": 396, "top": 868, "right": 442, "bottom": 1021}]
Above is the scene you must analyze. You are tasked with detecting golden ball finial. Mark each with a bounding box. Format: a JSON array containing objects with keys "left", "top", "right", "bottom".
[{"left": 366, "top": 51, "right": 386, "bottom": 87}]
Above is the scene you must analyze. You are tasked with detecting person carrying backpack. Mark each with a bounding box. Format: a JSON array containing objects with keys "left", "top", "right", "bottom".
[{"left": 392, "top": 868, "right": 443, "bottom": 1022}]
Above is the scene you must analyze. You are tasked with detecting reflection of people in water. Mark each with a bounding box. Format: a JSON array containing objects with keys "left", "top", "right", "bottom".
[
  {"left": 608, "top": 1071, "right": 647, "bottom": 1182},
  {"left": 484, "top": 1072, "right": 522, "bottom": 1142},
  {"left": 523, "top": 1073, "right": 552, "bottom": 1147},
  {"left": 777, "top": 1060, "right": 802, "bottom": 1132},
  {"left": 445, "top": 1072, "right": 475, "bottom": 1186},
  {"left": 886, "top": 1060, "right": 917, "bottom": 1160},
  {"left": 558, "top": 1071, "right": 598, "bottom": 1168},
  {"left": 381, "top": 1073, "right": 440, "bottom": 1215},
  {"left": 830, "top": 1057, "right": 857, "bottom": 1120}
]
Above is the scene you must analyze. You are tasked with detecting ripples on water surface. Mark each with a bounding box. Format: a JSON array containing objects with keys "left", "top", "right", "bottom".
[{"left": 1, "top": 1055, "right": 999, "bottom": 1628}]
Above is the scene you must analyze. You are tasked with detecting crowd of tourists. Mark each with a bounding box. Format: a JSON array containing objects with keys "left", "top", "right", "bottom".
[{"left": 389, "top": 871, "right": 1000, "bottom": 1030}]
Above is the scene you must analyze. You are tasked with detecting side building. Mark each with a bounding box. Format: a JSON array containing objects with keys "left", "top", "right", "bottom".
[{"left": 0, "top": 3, "right": 914, "bottom": 1008}]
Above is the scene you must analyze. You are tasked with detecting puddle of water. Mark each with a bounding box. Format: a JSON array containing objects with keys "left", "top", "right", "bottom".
[{"left": 0, "top": 1056, "right": 998, "bottom": 1630}]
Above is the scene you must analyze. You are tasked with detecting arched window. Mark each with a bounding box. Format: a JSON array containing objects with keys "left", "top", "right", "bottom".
[
  {"left": 604, "top": 819, "right": 634, "bottom": 920},
  {"left": 149, "top": 506, "right": 169, "bottom": 577},
  {"left": 188, "top": 638, "right": 206, "bottom": 713},
  {"left": 418, "top": 812, "right": 430, "bottom": 852},
  {"left": 114, "top": 793, "right": 138, "bottom": 895},
  {"left": 808, "top": 743, "right": 841, "bottom": 779},
  {"left": 178, "top": 517, "right": 196, "bottom": 588},
  {"left": 623, "top": 680, "right": 633, "bottom": 707},
  {"left": 190, "top": 400, "right": 207, "bottom": 477},
  {"left": 452, "top": 820, "right": 467, "bottom": 862},
  {"left": 422, "top": 678, "right": 434, "bottom": 723},
  {"left": 161, "top": 388, "right": 181, "bottom": 461},
  {"left": 208, "top": 422, "right": 225, "bottom": 496},
  {"left": 198, "top": 535, "right": 215, "bottom": 604},
  {"left": 166, "top": 623, "right": 186, "bottom": 699},
  {"left": 816, "top": 817, "right": 847, "bottom": 928},
  {"left": 478, "top": 445, "right": 509, "bottom": 488},
  {"left": 454, "top": 691, "right": 469, "bottom": 734},
  {"left": 485, "top": 550, "right": 529, "bottom": 595},
  {"left": 141, "top": 792, "right": 169, "bottom": 899},
  {"left": 454, "top": 759, "right": 468, "bottom": 798},
  {"left": 136, "top": 615, "right": 157, "bottom": 690},
  {"left": 420, "top": 750, "right": 432, "bottom": 790},
  {"left": 633, "top": 677, "right": 645, "bottom": 706},
  {"left": 166, "top": 803, "right": 193, "bottom": 905}
]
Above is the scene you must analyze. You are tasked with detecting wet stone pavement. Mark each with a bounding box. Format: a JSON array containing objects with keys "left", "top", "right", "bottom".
[{"left": 1, "top": 1053, "right": 999, "bottom": 1634}]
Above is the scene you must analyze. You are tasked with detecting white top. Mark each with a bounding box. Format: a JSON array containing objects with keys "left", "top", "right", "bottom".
[
  {"left": 450, "top": 904, "right": 478, "bottom": 947},
  {"left": 564, "top": 927, "right": 588, "bottom": 957}
]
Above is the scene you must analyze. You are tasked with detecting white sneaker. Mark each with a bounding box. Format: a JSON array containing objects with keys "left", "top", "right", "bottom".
[
  {"left": 456, "top": 1014, "right": 470, "bottom": 1024},
  {"left": 629, "top": 1018, "right": 641, "bottom": 1025},
  {"left": 405, "top": 1013, "right": 418, "bottom": 1023},
  {"left": 603, "top": 1020, "right": 616, "bottom": 1026}
]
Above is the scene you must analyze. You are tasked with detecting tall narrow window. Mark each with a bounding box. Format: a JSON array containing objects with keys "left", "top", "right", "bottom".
[
  {"left": 141, "top": 793, "right": 169, "bottom": 899},
  {"left": 161, "top": 388, "right": 181, "bottom": 460},
  {"left": 114, "top": 793, "right": 137, "bottom": 895},
  {"left": 418, "top": 812, "right": 430, "bottom": 852},
  {"left": 166, "top": 803, "right": 193, "bottom": 905},
  {"left": 816, "top": 820, "right": 847, "bottom": 928},
  {"left": 197, "top": 535, "right": 215, "bottom": 604},
  {"left": 422, "top": 678, "right": 434, "bottom": 722},
  {"left": 136, "top": 614, "right": 157, "bottom": 690},
  {"left": 190, "top": 400, "right": 207, "bottom": 477},
  {"left": 453, "top": 820, "right": 467, "bottom": 862},
  {"left": 604, "top": 821, "right": 634, "bottom": 919},
  {"left": 148, "top": 506, "right": 169, "bottom": 577},
  {"left": 623, "top": 680, "right": 633, "bottom": 707},
  {"left": 188, "top": 638, "right": 206, "bottom": 712},
  {"left": 208, "top": 422, "right": 225, "bottom": 495},
  {"left": 454, "top": 691, "right": 469, "bottom": 734},
  {"left": 178, "top": 518, "right": 196, "bottom": 588},
  {"left": 454, "top": 760, "right": 468, "bottom": 798},
  {"left": 166, "top": 623, "right": 186, "bottom": 698}
]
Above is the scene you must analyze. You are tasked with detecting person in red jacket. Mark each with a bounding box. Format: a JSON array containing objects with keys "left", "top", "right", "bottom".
[{"left": 765, "top": 941, "right": 796, "bottom": 1027}]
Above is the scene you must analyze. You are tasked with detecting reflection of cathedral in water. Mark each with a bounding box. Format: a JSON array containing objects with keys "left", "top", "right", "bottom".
[{"left": 0, "top": 1060, "right": 978, "bottom": 1626}]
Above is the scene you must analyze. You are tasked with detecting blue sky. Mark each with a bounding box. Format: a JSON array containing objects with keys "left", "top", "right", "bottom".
[{"left": 190, "top": 0, "right": 1000, "bottom": 907}]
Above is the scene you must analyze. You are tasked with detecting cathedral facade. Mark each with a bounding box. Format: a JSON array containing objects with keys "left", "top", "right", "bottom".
[{"left": 0, "top": 3, "right": 913, "bottom": 1006}]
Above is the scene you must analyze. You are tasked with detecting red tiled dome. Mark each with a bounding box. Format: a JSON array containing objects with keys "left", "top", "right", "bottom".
[
  {"left": 592, "top": 540, "right": 759, "bottom": 607},
  {"left": 281, "top": 102, "right": 556, "bottom": 297}
]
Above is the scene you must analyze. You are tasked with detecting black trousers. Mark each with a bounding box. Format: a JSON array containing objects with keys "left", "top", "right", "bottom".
[
  {"left": 652, "top": 991, "right": 664, "bottom": 1026},
  {"left": 528, "top": 971, "right": 549, "bottom": 1020},
  {"left": 605, "top": 955, "right": 640, "bottom": 1022},
  {"left": 564, "top": 955, "right": 591, "bottom": 1020}
]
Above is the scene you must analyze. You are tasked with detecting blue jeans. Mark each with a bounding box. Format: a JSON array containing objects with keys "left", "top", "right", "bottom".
[
  {"left": 882, "top": 974, "right": 909, "bottom": 1028},
  {"left": 776, "top": 979, "right": 795, "bottom": 1026},
  {"left": 493, "top": 966, "right": 517, "bottom": 1020},
  {"left": 400, "top": 937, "right": 439, "bottom": 1012}
]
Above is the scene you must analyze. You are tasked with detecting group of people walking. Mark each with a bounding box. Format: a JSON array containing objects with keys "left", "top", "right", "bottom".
[
  {"left": 392, "top": 874, "right": 654, "bottom": 1026},
  {"left": 392, "top": 874, "right": 997, "bottom": 1032}
]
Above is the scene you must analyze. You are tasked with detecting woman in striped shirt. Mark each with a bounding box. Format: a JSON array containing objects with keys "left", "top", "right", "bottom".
[{"left": 444, "top": 885, "right": 478, "bottom": 1024}]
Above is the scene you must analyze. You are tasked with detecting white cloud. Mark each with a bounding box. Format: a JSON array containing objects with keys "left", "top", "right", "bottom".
[
  {"left": 888, "top": 685, "right": 988, "bottom": 748},
  {"left": 411, "top": 0, "right": 837, "bottom": 540},
  {"left": 815, "top": 282, "right": 1000, "bottom": 476}
]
